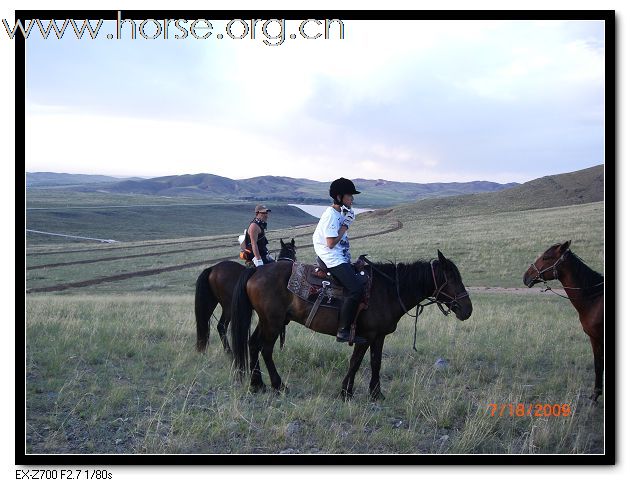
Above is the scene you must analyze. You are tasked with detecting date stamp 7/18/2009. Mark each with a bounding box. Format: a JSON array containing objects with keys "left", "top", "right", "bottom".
[{"left": 488, "top": 403, "right": 572, "bottom": 417}]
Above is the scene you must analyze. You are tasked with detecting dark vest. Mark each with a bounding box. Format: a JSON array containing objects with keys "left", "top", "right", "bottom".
[{"left": 245, "top": 219, "right": 269, "bottom": 257}]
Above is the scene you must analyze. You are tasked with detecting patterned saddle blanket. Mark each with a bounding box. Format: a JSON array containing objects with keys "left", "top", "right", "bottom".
[{"left": 287, "top": 258, "right": 372, "bottom": 311}]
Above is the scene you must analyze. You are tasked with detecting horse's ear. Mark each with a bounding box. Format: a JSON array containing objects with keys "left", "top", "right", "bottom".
[
  {"left": 291, "top": 238, "right": 295, "bottom": 246},
  {"left": 280, "top": 238, "right": 285, "bottom": 247},
  {"left": 437, "top": 250, "right": 447, "bottom": 264},
  {"left": 560, "top": 240, "right": 571, "bottom": 252}
]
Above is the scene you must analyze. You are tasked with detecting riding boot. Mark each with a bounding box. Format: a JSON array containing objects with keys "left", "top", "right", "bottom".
[{"left": 336, "top": 298, "right": 367, "bottom": 344}]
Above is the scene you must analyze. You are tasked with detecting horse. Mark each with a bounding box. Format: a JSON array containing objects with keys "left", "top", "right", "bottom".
[
  {"left": 229, "top": 250, "right": 472, "bottom": 400},
  {"left": 522, "top": 240, "right": 604, "bottom": 402},
  {"left": 194, "top": 238, "right": 296, "bottom": 353}
]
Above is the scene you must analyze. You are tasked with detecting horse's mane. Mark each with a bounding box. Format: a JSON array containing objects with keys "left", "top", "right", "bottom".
[
  {"left": 369, "top": 259, "right": 436, "bottom": 299},
  {"left": 566, "top": 251, "right": 604, "bottom": 298}
]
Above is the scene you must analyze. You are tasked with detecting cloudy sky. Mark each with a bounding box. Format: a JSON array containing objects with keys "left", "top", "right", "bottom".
[{"left": 25, "top": 19, "right": 605, "bottom": 183}]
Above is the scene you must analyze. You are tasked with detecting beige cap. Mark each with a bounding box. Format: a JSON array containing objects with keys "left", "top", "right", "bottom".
[{"left": 255, "top": 204, "right": 271, "bottom": 213}]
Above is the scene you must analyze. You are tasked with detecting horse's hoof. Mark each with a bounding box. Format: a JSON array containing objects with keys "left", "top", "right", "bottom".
[
  {"left": 196, "top": 342, "right": 208, "bottom": 353},
  {"left": 273, "top": 384, "right": 289, "bottom": 395},
  {"left": 341, "top": 389, "right": 353, "bottom": 402},
  {"left": 369, "top": 390, "right": 385, "bottom": 402}
]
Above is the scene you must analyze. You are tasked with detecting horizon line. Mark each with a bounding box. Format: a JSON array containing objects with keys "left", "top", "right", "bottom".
[{"left": 24, "top": 162, "right": 605, "bottom": 186}]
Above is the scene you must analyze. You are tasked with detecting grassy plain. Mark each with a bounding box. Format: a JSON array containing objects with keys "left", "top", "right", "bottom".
[
  {"left": 23, "top": 186, "right": 606, "bottom": 455},
  {"left": 25, "top": 202, "right": 604, "bottom": 293},
  {"left": 25, "top": 293, "right": 604, "bottom": 454},
  {"left": 26, "top": 202, "right": 318, "bottom": 245}
]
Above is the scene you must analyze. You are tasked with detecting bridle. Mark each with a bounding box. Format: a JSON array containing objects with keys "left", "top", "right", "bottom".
[
  {"left": 528, "top": 249, "right": 569, "bottom": 284},
  {"left": 528, "top": 249, "right": 604, "bottom": 299},
  {"left": 428, "top": 259, "right": 470, "bottom": 317},
  {"left": 368, "top": 257, "right": 469, "bottom": 351},
  {"left": 275, "top": 244, "right": 297, "bottom": 263}
]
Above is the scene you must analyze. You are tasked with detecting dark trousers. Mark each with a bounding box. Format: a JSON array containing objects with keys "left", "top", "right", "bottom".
[{"left": 328, "top": 262, "right": 366, "bottom": 301}]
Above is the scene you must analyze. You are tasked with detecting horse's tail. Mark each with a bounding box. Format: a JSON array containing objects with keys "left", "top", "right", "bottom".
[
  {"left": 195, "top": 267, "right": 217, "bottom": 353},
  {"left": 230, "top": 267, "right": 257, "bottom": 376}
]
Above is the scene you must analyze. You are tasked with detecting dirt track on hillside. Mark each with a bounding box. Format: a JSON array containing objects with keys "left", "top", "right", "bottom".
[{"left": 26, "top": 220, "right": 403, "bottom": 293}]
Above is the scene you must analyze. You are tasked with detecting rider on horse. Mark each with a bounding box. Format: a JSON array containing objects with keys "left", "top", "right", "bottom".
[
  {"left": 312, "top": 178, "right": 367, "bottom": 344},
  {"left": 244, "top": 205, "right": 274, "bottom": 267}
]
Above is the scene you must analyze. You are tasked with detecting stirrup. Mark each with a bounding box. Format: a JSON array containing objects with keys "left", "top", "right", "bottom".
[{"left": 336, "top": 329, "right": 367, "bottom": 345}]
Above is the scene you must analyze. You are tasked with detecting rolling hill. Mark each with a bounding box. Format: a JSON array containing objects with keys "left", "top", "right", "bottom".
[
  {"left": 27, "top": 172, "right": 519, "bottom": 207},
  {"left": 102, "top": 174, "right": 518, "bottom": 207},
  {"left": 369, "top": 164, "right": 604, "bottom": 219},
  {"left": 25, "top": 172, "right": 140, "bottom": 187}
]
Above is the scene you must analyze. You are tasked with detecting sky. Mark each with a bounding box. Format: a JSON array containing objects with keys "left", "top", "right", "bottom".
[{"left": 24, "top": 18, "right": 605, "bottom": 183}]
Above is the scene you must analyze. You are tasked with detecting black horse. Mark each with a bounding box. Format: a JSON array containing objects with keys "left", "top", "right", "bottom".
[
  {"left": 230, "top": 250, "right": 472, "bottom": 399},
  {"left": 194, "top": 238, "right": 296, "bottom": 353}
]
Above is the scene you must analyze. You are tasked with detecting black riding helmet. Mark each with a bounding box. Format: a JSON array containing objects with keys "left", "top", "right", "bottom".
[{"left": 329, "top": 177, "right": 361, "bottom": 202}]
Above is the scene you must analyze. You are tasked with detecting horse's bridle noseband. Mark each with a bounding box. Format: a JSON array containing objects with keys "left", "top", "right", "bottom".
[
  {"left": 528, "top": 249, "right": 569, "bottom": 284},
  {"left": 528, "top": 249, "right": 604, "bottom": 299}
]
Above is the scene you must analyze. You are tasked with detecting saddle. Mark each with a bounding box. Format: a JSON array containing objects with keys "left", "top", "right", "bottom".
[{"left": 287, "top": 256, "right": 372, "bottom": 345}]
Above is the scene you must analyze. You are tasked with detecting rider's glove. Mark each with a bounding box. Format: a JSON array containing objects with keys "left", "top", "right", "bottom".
[
  {"left": 342, "top": 209, "right": 355, "bottom": 228},
  {"left": 253, "top": 257, "right": 264, "bottom": 267}
]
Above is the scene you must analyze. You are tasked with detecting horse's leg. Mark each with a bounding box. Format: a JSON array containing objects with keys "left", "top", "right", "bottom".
[
  {"left": 259, "top": 326, "right": 287, "bottom": 393},
  {"left": 588, "top": 336, "right": 604, "bottom": 402},
  {"left": 217, "top": 309, "right": 232, "bottom": 353},
  {"left": 340, "top": 342, "right": 369, "bottom": 401},
  {"left": 248, "top": 326, "right": 266, "bottom": 392},
  {"left": 368, "top": 334, "right": 386, "bottom": 401}
]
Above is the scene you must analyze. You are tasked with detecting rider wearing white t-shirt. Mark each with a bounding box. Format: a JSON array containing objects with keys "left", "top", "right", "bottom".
[{"left": 312, "top": 178, "right": 367, "bottom": 344}]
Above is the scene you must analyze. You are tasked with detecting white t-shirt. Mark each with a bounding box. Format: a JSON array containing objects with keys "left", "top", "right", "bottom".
[{"left": 312, "top": 206, "right": 351, "bottom": 268}]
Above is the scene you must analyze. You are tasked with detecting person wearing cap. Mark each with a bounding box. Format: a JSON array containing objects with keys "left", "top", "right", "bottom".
[
  {"left": 312, "top": 178, "right": 367, "bottom": 345},
  {"left": 245, "top": 205, "right": 274, "bottom": 267}
]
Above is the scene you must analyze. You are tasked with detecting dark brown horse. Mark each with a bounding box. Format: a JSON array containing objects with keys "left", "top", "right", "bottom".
[
  {"left": 195, "top": 238, "right": 296, "bottom": 353},
  {"left": 523, "top": 241, "right": 604, "bottom": 401},
  {"left": 230, "top": 251, "right": 472, "bottom": 399}
]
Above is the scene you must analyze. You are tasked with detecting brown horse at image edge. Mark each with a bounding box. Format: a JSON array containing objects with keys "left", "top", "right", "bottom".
[{"left": 523, "top": 240, "right": 604, "bottom": 402}]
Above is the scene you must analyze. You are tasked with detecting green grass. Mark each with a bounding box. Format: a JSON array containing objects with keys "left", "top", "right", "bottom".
[
  {"left": 356, "top": 201, "right": 604, "bottom": 288},
  {"left": 25, "top": 293, "right": 604, "bottom": 454},
  {"left": 24, "top": 219, "right": 403, "bottom": 293}
]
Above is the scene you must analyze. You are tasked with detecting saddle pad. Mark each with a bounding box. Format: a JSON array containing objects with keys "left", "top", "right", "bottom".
[
  {"left": 287, "top": 262, "right": 344, "bottom": 308},
  {"left": 287, "top": 262, "right": 372, "bottom": 309}
]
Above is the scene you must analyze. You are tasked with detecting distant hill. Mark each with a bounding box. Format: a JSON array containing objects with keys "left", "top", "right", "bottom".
[
  {"left": 26, "top": 172, "right": 141, "bottom": 187},
  {"left": 375, "top": 164, "right": 604, "bottom": 219},
  {"left": 100, "top": 173, "right": 518, "bottom": 207}
]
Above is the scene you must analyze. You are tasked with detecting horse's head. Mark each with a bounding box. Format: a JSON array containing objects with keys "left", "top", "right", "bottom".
[
  {"left": 279, "top": 238, "right": 297, "bottom": 261},
  {"left": 523, "top": 240, "right": 571, "bottom": 288},
  {"left": 433, "top": 250, "right": 473, "bottom": 321}
]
